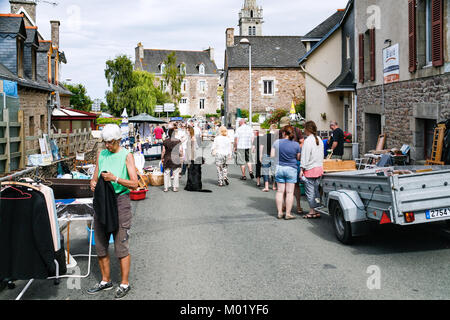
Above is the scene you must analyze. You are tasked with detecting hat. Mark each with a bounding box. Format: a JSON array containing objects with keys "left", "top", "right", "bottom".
[{"left": 280, "top": 117, "right": 291, "bottom": 127}]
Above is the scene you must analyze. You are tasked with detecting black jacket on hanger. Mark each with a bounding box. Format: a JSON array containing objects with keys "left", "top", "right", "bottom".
[
  {"left": 93, "top": 175, "right": 119, "bottom": 236},
  {"left": 0, "top": 186, "right": 56, "bottom": 280}
]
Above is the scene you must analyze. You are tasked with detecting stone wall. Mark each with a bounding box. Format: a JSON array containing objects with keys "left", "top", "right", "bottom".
[
  {"left": 357, "top": 73, "right": 450, "bottom": 161},
  {"left": 226, "top": 68, "right": 305, "bottom": 115},
  {"left": 18, "top": 87, "right": 50, "bottom": 151}
]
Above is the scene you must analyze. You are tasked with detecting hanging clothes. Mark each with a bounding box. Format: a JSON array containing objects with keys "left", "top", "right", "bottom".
[
  {"left": 93, "top": 175, "right": 119, "bottom": 236},
  {"left": 0, "top": 185, "right": 56, "bottom": 280},
  {"left": 37, "top": 184, "right": 61, "bottom": 251}
]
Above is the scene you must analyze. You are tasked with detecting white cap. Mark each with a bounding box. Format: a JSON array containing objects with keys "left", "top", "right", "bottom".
[{"left": 101, "top": 124, "right": 122, "bottom": 142}]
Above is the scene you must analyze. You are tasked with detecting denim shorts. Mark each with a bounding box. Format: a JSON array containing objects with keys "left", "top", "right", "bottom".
[{"left": 275, "top": 165, "right": 298, "bottom": 184}]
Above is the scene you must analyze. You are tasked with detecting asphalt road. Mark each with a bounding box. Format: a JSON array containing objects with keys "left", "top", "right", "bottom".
[{"left": 2, "top": 142, "right": 450, "bottom": 300}]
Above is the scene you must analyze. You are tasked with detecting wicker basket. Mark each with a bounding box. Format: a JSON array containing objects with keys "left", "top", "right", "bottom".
[{"left": 149, "top": 172, "right": 164, "bottom": 186}]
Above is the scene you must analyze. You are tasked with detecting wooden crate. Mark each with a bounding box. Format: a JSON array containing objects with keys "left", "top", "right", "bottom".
[{"left": 323, "top": 160, "right": 357, "bottom": 173}]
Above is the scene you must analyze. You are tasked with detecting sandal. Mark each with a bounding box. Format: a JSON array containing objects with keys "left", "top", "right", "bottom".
[
  {"left": 240, "top": 176, "right": 247, "bottom": 181},
  {"left": 249, "top": 172, "right": 255, "bottom": 179},
  {"left": 285, "top": 215, "right": 296, "bottom": 220},
  {"left": 262, "top": 189, "right": 269, "bottom": 192},
  {"left": 297, "top": 209, "right": 305, "bottom": 215},
  {"left": 277, "top": 214, "right": 285, "bottom": 220},
  {"left": 303, "top": 213, "right": 321, "bottom": 219}
]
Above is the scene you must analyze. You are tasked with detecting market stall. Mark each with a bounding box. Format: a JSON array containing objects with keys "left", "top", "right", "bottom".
[{"left": 128, "top": 113, "right": 167, "bottom": 160}]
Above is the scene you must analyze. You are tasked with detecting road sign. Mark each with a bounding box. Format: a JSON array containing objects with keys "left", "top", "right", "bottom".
[
  {"left": 155, "top": 105, "right": 163, "bottom": 113},
  {"left": 164, "top": 103, "right": 175, "bottom": 112}
]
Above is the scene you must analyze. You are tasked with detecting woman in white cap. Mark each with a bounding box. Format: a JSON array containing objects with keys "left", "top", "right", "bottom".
[{"left": 88, "top": 124, "right": 139, "bottom": 299}]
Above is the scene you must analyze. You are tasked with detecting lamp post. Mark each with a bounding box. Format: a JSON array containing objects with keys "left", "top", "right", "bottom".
[{"left": 240, "top": 38, "right": 252, "bottom": 127}]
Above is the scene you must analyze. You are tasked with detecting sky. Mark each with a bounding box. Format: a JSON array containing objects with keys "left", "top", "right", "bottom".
[{"left": 0, "top": 0, "right": 349, "bottom": 101}]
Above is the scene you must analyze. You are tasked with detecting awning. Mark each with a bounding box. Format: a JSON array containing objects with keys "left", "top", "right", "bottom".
[
  {"left": 128, "top": 113, "right": 167, "bottom": 124},
  {"left": 327, "top": 69, "right": 355, "bottom": 93}
]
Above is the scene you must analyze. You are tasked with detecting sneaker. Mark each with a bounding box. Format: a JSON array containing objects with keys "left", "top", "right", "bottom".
[
  {"left": 86, "top": 281, "right": 113, "bottom": 295},
  {"left": 115, "top": 285, "right": 131, "bottom": 299}
]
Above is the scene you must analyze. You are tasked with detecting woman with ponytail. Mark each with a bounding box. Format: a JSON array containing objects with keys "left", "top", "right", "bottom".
[{"left": 300, "top": 121, "right": 324, "bottom": 219}]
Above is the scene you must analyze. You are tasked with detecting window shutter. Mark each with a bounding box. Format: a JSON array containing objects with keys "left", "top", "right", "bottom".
[
  {"left": 359, "top": 33, "right": 364, "bottom": 84},
  {"left": 369, "top": 28, "right": 376, "bottom": 81},
  {"left": 431, "top": 0, "right": 444, "bottom": 67},
  {"left": 408, "top": 0, "right": 417, "bottom": 72}
]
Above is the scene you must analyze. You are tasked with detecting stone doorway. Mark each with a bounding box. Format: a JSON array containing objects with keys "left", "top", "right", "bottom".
[{"left": 364, "top": 113, "right": 381, "bottom": 152}]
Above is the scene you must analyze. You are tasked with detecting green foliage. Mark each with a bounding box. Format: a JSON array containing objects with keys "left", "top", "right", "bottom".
[
  {"left": 100, "top": 102, "right": 109, "bottom": 112},
  {"left": 104, "top": 55, "right": 169, "bottom": 117},
  {"left": 269, "top": 109, "right": 288, "bottom": 125},
  {"left": 162, "top": 52, "right": 185, "bottom": 105},
  {"left": 105, "top": 55, "right": 135, "bottom": 116},
  {"left": 296, "top": 100, "right": 306, "bottom": 118},
  {"left": 181, "top": 115, "right": 192, "bottom": 119},
  {"left": 261, "top": 119, "right": 271, "bottom": 129},
  {"left": 96, "top": 117, "right": 122, "bottom": 125},
  {"left": 63, "top": 83, "right": 93, "bottom": 112}
]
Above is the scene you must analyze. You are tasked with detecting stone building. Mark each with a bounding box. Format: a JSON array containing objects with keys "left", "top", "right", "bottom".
[
  {"left": 224, "top": 0, "right": 306, "bottom": 126},
  {"left": 134, "top": 43, "right": 220, "bottom": 117},
  {"left": 355, "top": 0, "right": 450, "bottom": 163},
  {"left": 0, "top": 1, "right": 71, "bottom": 152}
]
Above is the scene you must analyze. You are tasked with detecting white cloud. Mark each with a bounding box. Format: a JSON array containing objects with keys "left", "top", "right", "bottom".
[{"left": 0, "top": 0, "right": 349, "bottom": 101}]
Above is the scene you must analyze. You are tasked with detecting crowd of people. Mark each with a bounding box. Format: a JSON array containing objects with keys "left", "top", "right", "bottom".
[
  {"left": 87, "top": 117, "right": 345, "bottom": 298},
  {"left": 157, "top": 116, "right": 346, "bottom": 220}
]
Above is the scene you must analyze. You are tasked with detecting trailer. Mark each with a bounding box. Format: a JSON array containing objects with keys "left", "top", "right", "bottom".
[{"left": 318, "top": 166, "right": 450, "bottom": 244}]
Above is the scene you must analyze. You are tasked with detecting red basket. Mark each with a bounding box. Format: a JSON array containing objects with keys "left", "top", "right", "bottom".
[{"left": 130, "top": 189, "right": 148, "bottom": 201}]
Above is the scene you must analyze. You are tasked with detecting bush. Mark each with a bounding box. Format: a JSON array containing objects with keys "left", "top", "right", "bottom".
[{"left": 96, "top": 117, "right": 122, "bottom": 125}]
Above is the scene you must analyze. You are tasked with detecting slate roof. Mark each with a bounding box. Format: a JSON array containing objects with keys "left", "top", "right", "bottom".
[
  {"left": 302, "top": 10, "right": 345, "bottom": 40},
  {"left": 226, "top": 36, "right": 306, "bottom": 68},
  {"left": 0, "top": 15, "right": 25, "bottom": 37},
  {"left": 327, "top": 68, "right": 355, "bottom": 92},
  {"left": 141, "top": 49, "right": 218, "bottom": 75},
  {"left": 25, "top": 28, "right": 38, "bottom": 47},
  {"left": 0, "top": 62, "right": 53, "bottom": 92}
]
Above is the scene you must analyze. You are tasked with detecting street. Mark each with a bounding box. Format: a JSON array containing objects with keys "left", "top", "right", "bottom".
[{"left": 2, "top": 142, "right": 450, "bottom": 301}]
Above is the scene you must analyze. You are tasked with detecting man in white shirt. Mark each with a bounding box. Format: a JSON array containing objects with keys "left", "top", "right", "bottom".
[{"left": 234, "top": 119, "right": 255, "bottom": 180}]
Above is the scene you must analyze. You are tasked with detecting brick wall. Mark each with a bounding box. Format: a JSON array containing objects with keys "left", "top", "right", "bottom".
[
  {"left": 357, "top": 73, "right": 450, "bottom": 161},
  {"left": 226, "top": 68, "right": 305, "bottom": 115}
]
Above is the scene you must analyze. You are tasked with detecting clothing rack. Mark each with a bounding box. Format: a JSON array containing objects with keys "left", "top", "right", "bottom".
[{"left": 1, "top": 180, "right": 62, "bottom": 300}]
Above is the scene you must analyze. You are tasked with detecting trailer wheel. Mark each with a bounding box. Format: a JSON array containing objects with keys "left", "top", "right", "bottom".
[{"left": 330, "top": 201, "right": 353, "bottom": 245}]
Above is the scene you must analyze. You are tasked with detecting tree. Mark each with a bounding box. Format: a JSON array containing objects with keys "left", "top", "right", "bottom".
[
  {"left": 128, "top": 71, "right": 158, "bottom": 115},
  {"left": 64, "top": 83, "right": 93, "bottom": 112},
  {"left": 162, "top": 52, "right": 185, "bottom": 105},
  {"left": 105, "top": 55, "right": 135, "bottom": 116},
  {"left": 104, "top": 55, "right": 168, "bottom": 116}
]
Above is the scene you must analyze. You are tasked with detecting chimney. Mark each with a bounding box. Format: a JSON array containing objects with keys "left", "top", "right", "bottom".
[
  {"left": 50, "top": 20, "right": 60, "bottom": 48},
  {"left": 205, "top": 47, "right": 214, "bottom": 62},
  {"left": 226, "top": 28, "right": 235, "bottom": 47},
  {"left": 9, "top": 0, "right": 36, "bottom": 26},
  {"left": 135, "top": 42, "right": 144, "bottom": 70}
]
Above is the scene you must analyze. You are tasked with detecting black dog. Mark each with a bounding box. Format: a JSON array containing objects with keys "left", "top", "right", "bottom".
[{"left": 184, "top": 158, "right": 212, "bottom": 193}]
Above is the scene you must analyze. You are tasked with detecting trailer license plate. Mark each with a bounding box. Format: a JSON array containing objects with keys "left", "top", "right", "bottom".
[{"left": 426, "top": 208, "right": 450, "bottom": 220}]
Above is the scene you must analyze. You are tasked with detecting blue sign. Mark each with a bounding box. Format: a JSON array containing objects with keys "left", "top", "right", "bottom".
[
  {"left": 170, "top": 117, "right": 183, "bottom": 121},
  {"left": 2, "top": 80, "right": 18, "bottom": 97}
]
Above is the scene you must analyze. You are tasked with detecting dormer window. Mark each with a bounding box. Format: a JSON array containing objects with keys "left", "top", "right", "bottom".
[
  {"left": 198, "top": 64, "right": 205, "bottom": 75},
  {"left": 160, "top": 63, "right": 166, "bottom": 74},
  {"left": 179, "top": 63, "right": 186, "bottom": 75}
]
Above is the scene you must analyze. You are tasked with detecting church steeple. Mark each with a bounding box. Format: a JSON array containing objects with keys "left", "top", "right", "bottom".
[{"left": 239, "top": 0, "right": 263, "bottom": 36}]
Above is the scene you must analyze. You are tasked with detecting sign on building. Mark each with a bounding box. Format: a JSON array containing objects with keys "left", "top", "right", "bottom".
[
  {"left": 383, "top": 43, "right": 400, "bottom": 84},
  {"left": 1, "top": 80, "right": 18, "bottom": 97}
]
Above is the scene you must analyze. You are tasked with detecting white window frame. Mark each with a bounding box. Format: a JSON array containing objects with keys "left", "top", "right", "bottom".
[
  {"left": 199, "top": 80, "right": 206, "bottom": 93},
  {"left": 160, "top": 80, "right": 167, "bottom": 92},
  {"left": 262, "top": 80, "right": 275, "bottom": 96},
  {"left": 199, "top": 98, "right": 206, "bottom": 110},
  {"left": 181, "top": 80, "right": 188, "bottom": 93},
  {"left": 199, "top": 64, "right": 205, "bottom": 75},
  {"left": 180, "top": 98, "right": 188, "bottom": 104}
]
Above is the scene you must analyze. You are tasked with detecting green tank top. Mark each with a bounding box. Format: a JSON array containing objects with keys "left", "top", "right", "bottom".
[{"left": 98, "top": 148, "right": 131, "bottom": 195}]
